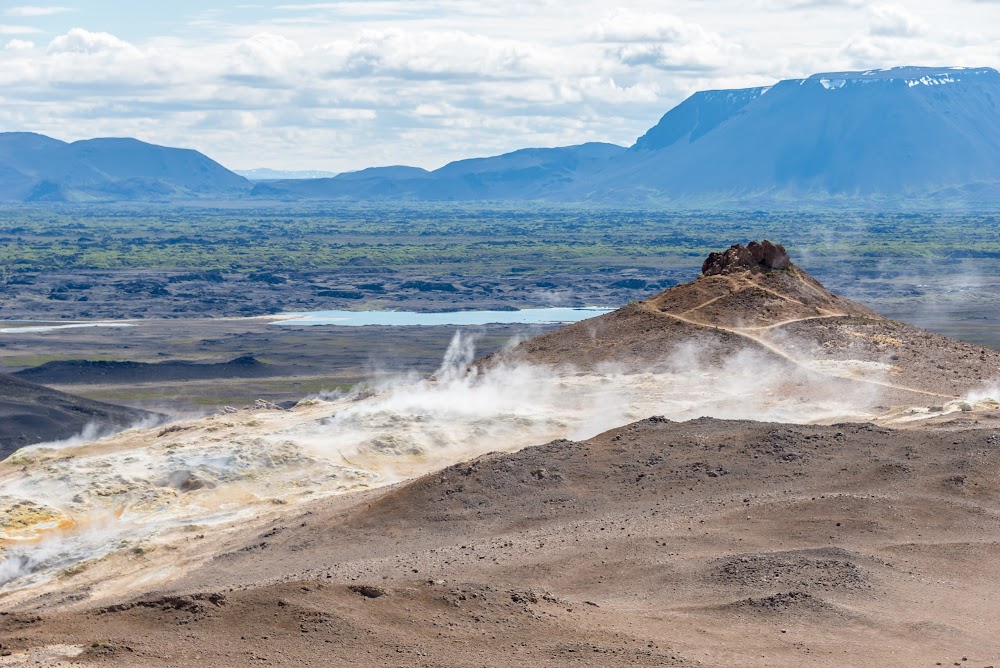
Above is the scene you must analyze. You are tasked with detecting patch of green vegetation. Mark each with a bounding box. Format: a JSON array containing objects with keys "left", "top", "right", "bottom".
[{"left": 0, "top": 203, "right": 997, "bottom": 275}]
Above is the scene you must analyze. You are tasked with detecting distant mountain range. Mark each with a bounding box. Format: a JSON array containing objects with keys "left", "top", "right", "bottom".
[
  {"left": 250, "top": 143, "right": 627, "bottom": 201},
  {"left": 236, "top": 168, "right": 339, "bottom": 181},
  {"left": 0, "top": 133, "right": 249, "bottom": 201},
  {"left": 3, "top": 66, "right": 1000, "bottom": 206}
]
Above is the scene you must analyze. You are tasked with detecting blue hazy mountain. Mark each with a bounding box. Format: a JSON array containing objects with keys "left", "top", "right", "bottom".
[
  {"left": 594, "top": 66, "right": 1000, "bottom": 204},
  {"left": 253, "top": 66, "right": 1000, "bottom": 206},
  {"left": 3, "top": 66, "right": 1000, "bottom": 205},
  {"left": 251, "top": 143, "right": 626, "bottom": 200},
  {"left": 0, "top": 133, "right": 249, "bottom": 201},
  {"left": 630, "top": 86, "right": 773, "bottom": 151}
]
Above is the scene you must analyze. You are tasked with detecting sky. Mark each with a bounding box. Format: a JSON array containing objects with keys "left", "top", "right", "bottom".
[{"left": 0, "top": 1, "right": 997, "bottom": 172}]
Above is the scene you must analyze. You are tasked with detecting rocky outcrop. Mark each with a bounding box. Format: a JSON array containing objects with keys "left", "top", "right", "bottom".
[{"left": 701, "top": 240, "right": 791, "bottom": 276}]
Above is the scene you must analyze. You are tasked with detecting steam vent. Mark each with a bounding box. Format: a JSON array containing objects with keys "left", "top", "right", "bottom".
[{"left": 701, "top": 240, "right": 791, "bottom": 276}]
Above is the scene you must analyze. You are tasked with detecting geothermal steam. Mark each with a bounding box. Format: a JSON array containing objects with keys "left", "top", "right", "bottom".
[{"left": 0, "top": 330, "right": 936, "bottom": 597}]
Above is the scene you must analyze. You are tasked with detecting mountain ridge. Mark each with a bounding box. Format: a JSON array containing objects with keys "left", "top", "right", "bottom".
[
  {"left": 253, "top": 65, "right": 1000, "bottom": 206},
  {"left": 3, "top": 66, "right": 1000, "bottom": 204},
  {"left": 0, "top": 132, "right": 250, "bottom": 202},
  {"left": 250, "top": 142, "right": 625, "bottom": 201}
]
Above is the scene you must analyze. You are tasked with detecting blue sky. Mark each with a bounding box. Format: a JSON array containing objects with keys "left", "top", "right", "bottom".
[{"left": 1, "top": 1, "right": 997, "bottom": 171}]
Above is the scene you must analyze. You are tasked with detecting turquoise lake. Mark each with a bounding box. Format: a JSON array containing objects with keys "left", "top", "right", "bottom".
[{"left": 272, "top": 307, "right": 614, "bottom": 327}]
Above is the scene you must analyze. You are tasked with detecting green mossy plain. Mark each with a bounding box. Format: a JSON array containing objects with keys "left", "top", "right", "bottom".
[{"left": 2, "top": 203, "right": 998, "bottom": 275}]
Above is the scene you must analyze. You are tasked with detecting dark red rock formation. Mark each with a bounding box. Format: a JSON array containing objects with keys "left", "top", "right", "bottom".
[{"left": 701, "top": 240, "right": 791, "bottom": 276}]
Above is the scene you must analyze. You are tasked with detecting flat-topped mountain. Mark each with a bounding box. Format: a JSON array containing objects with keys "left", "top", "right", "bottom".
[
  {"left": 0, "top": 132, "right": 250, "bottom": 201},
  {"left": 601, "top": 66, "right": 1000, "bottom": 203}
]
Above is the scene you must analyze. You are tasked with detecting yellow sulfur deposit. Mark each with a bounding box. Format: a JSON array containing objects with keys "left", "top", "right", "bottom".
[{"left": 0, "top": 500, "right": 75, "bottom": 542}]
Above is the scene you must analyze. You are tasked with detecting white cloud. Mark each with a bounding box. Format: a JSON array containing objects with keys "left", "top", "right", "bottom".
[
  {"left": 587, "top": 10, "right": 738, "bottom": 72},
  {"left": 839, "top": 34, "right": 946, "bottom": 68},
  {"left": 226, "top": 32, "right": 303, "bottom": 84},
  {"left": 4, "top": 39, "right": 34, "bottom": 50},
  {"left": 35, "top": 29, "right": 179, "bottom": 90},
  {"left": 48, "top": 28, "right": 136, "bottom": 54},
  {"left": 0, "top": 24, "right": 42, "bottom": 34},
  {"left": 4, "top": 6, "right": 73, "bottom": 17},
  {"left": 615, "top": 41, "right": 736, "bottom": 72},
  {"left": 591, "top": 9, "right": 723, "bottom": 44},
  {"left": 868, "top": 4, "right": 927, "bottom": 37},
  {"left": 326, "top": 29, "right": 547, "bottom": 80}
]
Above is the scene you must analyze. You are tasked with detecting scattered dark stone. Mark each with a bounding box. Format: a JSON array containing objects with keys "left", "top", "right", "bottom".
[
  {"left": 400, "top": 280, "right": 459, "bottom": 293},
  {"left": 348, "top": 585, "right": 387, "bottom": 599},
  {"left": 316, "top": 290, "right": 364, "bottom": 299},
  {"left": 100, "top": 592, "right": 226, "bottom": 616},
  {"left": 738, "top": 591, "right": 814, "bottom": 611},
  {"left": 247, "top": 272, "right": 288, "bottom": 285},
  {"left": 114, "top": 280, "right": 171, "bottom": 297},
  {"left": 168, "top": 270, "right": 225, "bottom": 284}
]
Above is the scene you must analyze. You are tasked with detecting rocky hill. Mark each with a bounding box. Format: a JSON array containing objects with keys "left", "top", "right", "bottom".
[
  {"left": 13, "top": 355, "right": 281, "bottom": 385},
  {"left": 485, "top": 240, "right": 1000, "bottom": 405},
  {"left": 10, "top": 414, "right": 1000, "bottom": 666}
]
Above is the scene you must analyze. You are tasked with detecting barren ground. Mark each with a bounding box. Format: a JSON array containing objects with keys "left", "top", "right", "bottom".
[{"left": 3, "top": 416, "right": 1000, "bottom": 667}]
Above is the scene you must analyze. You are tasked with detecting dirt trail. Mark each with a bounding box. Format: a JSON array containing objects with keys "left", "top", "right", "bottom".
[
  {"left": 679, "top": 281, "right": 810, "bottom": 314},
  {"left": 743, "top": 314, "right": 846, "bottom": 331},
  {"left": 644, "top": 303, "right": 958, "bottom": 400}
]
